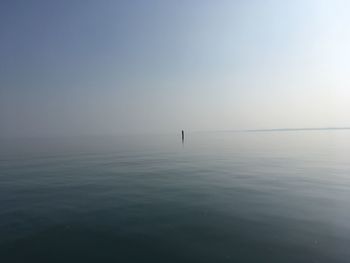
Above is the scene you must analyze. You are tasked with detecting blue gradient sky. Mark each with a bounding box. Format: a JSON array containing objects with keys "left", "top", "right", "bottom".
[{"left": 1, "top": 0, "right": 349, "bottom": 137}]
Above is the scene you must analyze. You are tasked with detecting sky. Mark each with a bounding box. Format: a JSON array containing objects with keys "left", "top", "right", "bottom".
[{"left": 1, "top": 0, "right": 349, "bottom": 137}]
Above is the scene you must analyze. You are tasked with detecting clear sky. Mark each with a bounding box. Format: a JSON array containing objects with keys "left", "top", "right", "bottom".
[{"left": 1, "top": 0, "right": 349, "bottom": 137}]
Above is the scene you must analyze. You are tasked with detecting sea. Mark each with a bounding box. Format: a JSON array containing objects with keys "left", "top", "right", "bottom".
[{"left": 0, "top": 131, "right": 349, "bottom": 262}]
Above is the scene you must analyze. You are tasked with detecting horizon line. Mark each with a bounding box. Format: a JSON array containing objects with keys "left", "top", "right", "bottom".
[{"left": 214, "top": 127, "right": 350, "bottom": 133}]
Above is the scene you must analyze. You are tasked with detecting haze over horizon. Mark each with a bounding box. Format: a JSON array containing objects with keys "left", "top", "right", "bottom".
[{"left": 1, "top": 0, "right": 349, "bottom": 138}]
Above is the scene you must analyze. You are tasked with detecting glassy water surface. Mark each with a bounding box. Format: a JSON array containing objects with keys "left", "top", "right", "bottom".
[{"left": 0, "top": 131, "right": 350, "bottom": 262}]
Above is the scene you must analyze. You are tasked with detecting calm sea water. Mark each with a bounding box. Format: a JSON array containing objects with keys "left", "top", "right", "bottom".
[{"left": 1, "top": 131, "right": 350, "bottom": 262}]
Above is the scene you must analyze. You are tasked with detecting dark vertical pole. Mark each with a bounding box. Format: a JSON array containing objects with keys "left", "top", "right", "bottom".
[{"left": 182, "top": 130, "right": 184, "bottom": 143}]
